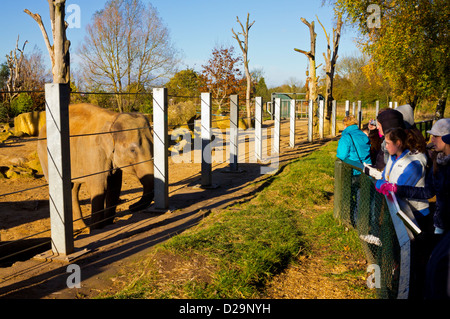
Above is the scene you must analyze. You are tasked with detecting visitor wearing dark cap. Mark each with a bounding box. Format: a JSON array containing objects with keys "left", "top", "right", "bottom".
[{"left": 373, "top": 108, "right": 406, "bottom": 170}]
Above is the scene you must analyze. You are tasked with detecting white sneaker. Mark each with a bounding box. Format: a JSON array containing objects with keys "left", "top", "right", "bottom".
[{"left": 359, "top": 234, "right": 382, "bottom": 246}]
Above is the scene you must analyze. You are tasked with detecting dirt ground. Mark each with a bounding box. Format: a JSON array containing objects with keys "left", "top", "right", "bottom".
[{"left": 0, "top": 119, "right": 348, "bottom": 299}]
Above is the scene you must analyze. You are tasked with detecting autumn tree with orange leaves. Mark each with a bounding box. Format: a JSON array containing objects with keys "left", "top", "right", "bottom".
[{"left": 201, "top": 45, "right": 243, "bottom": 112}]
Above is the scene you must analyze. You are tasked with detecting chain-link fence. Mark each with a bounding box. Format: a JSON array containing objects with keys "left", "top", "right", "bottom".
[{"left": 334, "top": 159, "right": 413, "bottom": 299}]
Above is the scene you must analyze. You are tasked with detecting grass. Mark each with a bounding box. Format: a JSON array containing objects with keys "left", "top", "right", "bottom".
[{"left": 106, "top": 141, "right": 374, "bottom": 299}]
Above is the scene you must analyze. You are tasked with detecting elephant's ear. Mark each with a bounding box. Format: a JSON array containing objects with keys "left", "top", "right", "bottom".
[{"left": 96, "top": 117, "right": 119, "bottom": 160}]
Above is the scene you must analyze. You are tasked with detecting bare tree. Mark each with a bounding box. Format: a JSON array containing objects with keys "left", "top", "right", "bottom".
[
  {"left": 232, "top": 13, "right": 255, "bottom": 126},
  {"left": 317, "top": 14, "right": 342, "bottom": 120},
  {"left": 77, "top": 0, "right": 179, "bottom": 112},
  {"left": 5, "top": 36, "right": 28, "bottom": 103},
  {"left": 295, "top": 18, "right": 319, "bottom": 103},
  {"left": 25, "top": 0, "right": 70, "bottom": 84}
]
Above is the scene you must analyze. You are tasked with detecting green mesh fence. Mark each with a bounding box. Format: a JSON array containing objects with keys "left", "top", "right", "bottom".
[{"left": 334, "top": 159, "right": 412, "bottom": 299}]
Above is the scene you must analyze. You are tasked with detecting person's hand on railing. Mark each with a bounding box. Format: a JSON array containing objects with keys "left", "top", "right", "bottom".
[
  {"left": 363, "top": 162, "right": 383, "bottom": 179},
  {"left": 376, "top": 182, "right": 398, "bottom": 200}
]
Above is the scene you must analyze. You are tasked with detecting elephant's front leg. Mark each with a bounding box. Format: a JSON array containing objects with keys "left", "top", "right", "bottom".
[{"left": 104, "top": 169, "right": 123, "bottom": 226}]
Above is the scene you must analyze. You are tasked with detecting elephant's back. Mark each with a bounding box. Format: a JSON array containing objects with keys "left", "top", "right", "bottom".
[{"left": 69, "top": 104, "right": 116, "bottom": 135}]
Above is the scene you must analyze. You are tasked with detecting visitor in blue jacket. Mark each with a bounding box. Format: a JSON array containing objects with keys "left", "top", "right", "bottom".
[{"left": 336, "top": 116, "right": 372, "bottom": 173}]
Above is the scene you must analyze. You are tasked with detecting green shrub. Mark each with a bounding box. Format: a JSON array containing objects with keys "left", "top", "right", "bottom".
[{"left": 10, "top": 93, "right": 33, "bottom": 117}]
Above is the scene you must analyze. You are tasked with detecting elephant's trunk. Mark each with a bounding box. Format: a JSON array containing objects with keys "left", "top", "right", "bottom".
[{"left": 129, "top": 173, "right": 154, "bottom": 212}]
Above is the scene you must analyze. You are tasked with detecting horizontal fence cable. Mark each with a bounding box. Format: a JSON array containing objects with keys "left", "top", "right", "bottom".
[
  {"left": 71, "top": 158, "right": 154, "bottom": 182},
  {"left": 0, "top": 183, "right": 49, "bottom": 198}
]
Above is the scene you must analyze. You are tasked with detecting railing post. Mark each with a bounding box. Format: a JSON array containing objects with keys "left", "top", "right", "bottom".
[
  {"left": 153, "top": 88, "right": 169, "bottom": 210},
  {"left": 345, "top": 100, "right": 350, "bottom": 117},
  {"left": 45, "top": 83, "right": 74, "bottom": 256},
  {"left": 375, "top": 100, "right": 379, "bottom": 118}
]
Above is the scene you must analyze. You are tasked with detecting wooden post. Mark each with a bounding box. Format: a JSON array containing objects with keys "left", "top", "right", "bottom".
[
  {"left": 45, "top": 83, "right": 73, "bottom": 255},
  {"left": 153, "top": 88, "right": 168, "bottom": 210},
  {"left": 376, "top": 100, "right": 380, "bottom": 118}
]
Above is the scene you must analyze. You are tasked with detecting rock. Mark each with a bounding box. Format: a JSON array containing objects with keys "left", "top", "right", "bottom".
[
  {"left": 5, "top": 166, "right": 37, "bottom": 179},
  {"left": 14, "top": 111, "right": 46, "bottom": 137}
]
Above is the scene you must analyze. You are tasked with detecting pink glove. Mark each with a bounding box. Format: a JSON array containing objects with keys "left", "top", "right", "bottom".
[{"left": 379, "top": 182, "right": 397, "bottom": 199}]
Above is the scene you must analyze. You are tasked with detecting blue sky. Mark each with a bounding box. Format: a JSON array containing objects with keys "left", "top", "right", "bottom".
[{"left": 0, "top": 0, "right": 361, "bottom": 87}]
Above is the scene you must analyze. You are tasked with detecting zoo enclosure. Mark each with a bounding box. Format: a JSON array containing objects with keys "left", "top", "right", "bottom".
[
  {"left": 0, "top": 86, "right": 419, "bottom": 269},
  {"left": 1, "top": 86, "right": 337, "bottom": 262}
]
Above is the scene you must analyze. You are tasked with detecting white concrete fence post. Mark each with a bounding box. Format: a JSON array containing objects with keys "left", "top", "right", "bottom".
[
  {"left": 255, "top": 96, "right": 263, "bottom": 161},
  {"left": 357, "top": 100, "right": 362, "bottom": 128},
  {"left": 345, "top": 100, "right": 350, "bottom": 117},
  {"left": 153, "top": 88, "right": 169, "bottom": 210},
  {"left": 308, "top": 99, "right": 313, "bottom": 142},
  {"left": 229, "top": 95, "right": 239, "bottom": 172},
  {"left": 201, "top": 92, "right": 212, "bottom": 187},
  {"left": 319, "top": 99, "right": 324, "bottom": 139},
  {"left": 289, "top": 99, "right": 296, "bottom": 148},
  {"left": 331, "top": 100, "right": 337, "bottom": 137},
  {"left": 274, "top": 97, "right": 281, "bottom": 155},
  {"left": 376, "top": 100, "right": 380, "bottom": 118},
  {"left": 45, "top": 83, "right": 74, "bottom": 256}
]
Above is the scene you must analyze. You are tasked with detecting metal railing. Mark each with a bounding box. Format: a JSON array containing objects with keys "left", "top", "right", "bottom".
[{"left": 334, "top": 159, "right": 419, "bottom": 299}]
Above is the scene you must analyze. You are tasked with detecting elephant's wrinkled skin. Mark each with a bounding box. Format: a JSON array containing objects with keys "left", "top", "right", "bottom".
[{"left": 37, "top": 103, "right": 154, "bottom": 230}]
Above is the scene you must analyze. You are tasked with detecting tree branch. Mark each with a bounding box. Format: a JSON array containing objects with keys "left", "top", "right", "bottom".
[{"left": 24, "top": 9, "right": 54, "bottom": 61}]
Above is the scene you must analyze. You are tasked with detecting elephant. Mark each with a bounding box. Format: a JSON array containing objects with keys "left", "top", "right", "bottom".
[{"left": 37, "top": 103, "right": 154, "bottom": 231}]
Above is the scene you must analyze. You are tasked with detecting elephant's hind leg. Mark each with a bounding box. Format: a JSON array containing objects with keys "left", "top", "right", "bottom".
[{"left": 72, "top": 182, "right": 88, "bottom": 231}]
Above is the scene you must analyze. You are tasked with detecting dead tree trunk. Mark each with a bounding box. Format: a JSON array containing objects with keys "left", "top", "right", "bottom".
[
  {"left": 317, "top": 14, "right": 342, "bottom": 120},
  {"left": 232, "top": 13, "right": 255, "bottom": 127},
  {"left": 25, "top": 0, "right": 70, "bottom": 84},
  {"left": 5, "top": 36, "right": 28, "bottom": 104},
  {"left": 295, "top": 18, "right": 318, "bottom": 103},
  {"left": 435, "top": 89, "right": 447, "bottom": 120}
]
